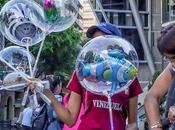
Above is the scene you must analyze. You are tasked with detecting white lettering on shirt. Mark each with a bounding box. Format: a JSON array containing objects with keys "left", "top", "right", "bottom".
[{"left": 93, "top": 100, "right": 122, "bottom": 111}]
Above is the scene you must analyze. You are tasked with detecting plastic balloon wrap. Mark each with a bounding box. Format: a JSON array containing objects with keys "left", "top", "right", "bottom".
[
  {"left": 28, "top": 0, "right": 79, "bottom": 33},
  {"left": 0, "top": 0, "right": 44, "bottom": 46},
  {"left": 76, "top": 35, "right": 139, "bottom": 95}
]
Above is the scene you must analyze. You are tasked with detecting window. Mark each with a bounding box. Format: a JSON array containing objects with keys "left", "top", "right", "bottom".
[{"left": 122, "top": 29, "right": 144, "bottom": 60}]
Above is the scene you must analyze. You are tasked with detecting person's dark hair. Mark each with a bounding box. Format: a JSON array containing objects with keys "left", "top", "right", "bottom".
[
  {"left": 157, "top": 26, "right": 175, "bottom": 55},
  {"left": 46, "top": 76, "right": 62, "bottom": 93}
]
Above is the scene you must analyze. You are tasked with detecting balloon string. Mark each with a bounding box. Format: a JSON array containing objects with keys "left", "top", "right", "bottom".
[
  {"left": 26, "top": 43, "right": 33, "bottom": 77},
  {"left": 0, "top": 57, "right": 30, "bottom": 81},
  {"left": 25, "top": 42, "right": 33, "bottom": 107},
  {"left": 0, "top": 83, "right": 26, "bottom": 91},
  {"left": 32, "top": 34, "right": 46, "bottom": 77},
  {"left": 107, "top": 94, "right": 114, "bottom": 130},
  {"left": 32, "top": 23, "right": 53, "bottom": 77},
  {"left": 21, "top": 86, "right": 29, "bottom": 106}
]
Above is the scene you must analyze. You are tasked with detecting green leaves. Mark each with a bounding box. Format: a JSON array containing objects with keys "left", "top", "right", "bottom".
[
  {"left": 0, "top": 0, "right": 8, "bottom": 8},
  {"left": 32, "top": 26, "right": 81, "bottom": 83}
]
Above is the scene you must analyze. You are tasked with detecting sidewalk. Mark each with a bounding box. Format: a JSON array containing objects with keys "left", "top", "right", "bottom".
[{"left": 0, "top": 126, "right": 17, "bottom": 130}]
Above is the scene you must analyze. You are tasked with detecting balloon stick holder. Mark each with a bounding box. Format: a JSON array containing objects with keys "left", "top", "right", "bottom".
[
  {"left": 103, "top": 82, "right": 118, "bottom": 130},
  {"left": 0, "top": 38, "right": 51, "bottom": 106}
]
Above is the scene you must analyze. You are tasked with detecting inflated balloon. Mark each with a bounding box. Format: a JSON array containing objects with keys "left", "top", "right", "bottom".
[
  {"left": 0, "top": 0, "right": 44, "bottom": 46},
  {"left": 29, "top": 0, "right": 79, "bottom": 33},
  {"left": 2, "top": 72, "right": 26, "bottom": 91},
  {"left": 0, "top": 31, "right": 5, "bottom": 51},
  {"left": 76, "top": 35, "right": 139, "bottom": 95},
  {"left": 0, "top": 46, "right": 35, "bottom": 71}
]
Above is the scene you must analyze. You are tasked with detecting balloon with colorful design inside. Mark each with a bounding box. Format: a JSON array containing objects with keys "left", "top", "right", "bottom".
[
  {"left": 76, "top": 35, "right": 139, "bottom": 95},
  {"left": 28, "top": 0, "right": 79, "bottom": 33},
  {"left": 0, "top": 0, "right": 45, "bottom": 46}
]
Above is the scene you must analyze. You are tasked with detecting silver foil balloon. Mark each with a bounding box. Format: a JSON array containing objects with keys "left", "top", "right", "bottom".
[
  {"left": 0, "top": 0, "right": 45, "bottom": 46},
  {"left": 29, "top": 0, "right": 79, "bottom": 33}
]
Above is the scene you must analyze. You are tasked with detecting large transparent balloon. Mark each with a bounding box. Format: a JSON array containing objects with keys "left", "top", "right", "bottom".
[
  {"left": 1, "top": 72, "right": 26, "bottom": 91},
  {"left": 76, "top": 35, "right": 139, "bottom": 95},
  {"left": 0, "top": 46, "right": 35, "bottom": 72},
  {"left": 28, "top": 0, "right": 79, "bottom": 33},
  {"left": 0, "top": 0, "right": 44, "bottom": 46},
  {"left": 0, "top": 31, "right": 5, "bottom": 51}
]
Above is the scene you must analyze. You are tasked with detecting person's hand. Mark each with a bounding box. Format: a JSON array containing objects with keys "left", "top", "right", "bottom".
[
  {"left": 26, "top": 78, "right": 41, "bottom": 92},
  {"left": 168, "top": 105, "right": 175, "bottom": 124},
  {"left": 27, "top": 78, "right": 50, "bottom": 93}
]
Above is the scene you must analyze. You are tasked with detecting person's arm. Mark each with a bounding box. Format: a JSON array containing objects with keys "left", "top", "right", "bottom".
[
  {"left": 144, "top": 63, "right": 172, "bottom": 130},
  {"left": 126, "top": 96, "right": 138, "bottom": 130},
  {"left": 43, "top": 89, "right": 81, "bottom": 127}
]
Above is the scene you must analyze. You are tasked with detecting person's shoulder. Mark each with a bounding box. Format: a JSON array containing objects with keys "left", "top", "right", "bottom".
[
  {"left": 129, "top": 77, "right": 141, "bottom": 87},
  {"left": 66, "top": 71, "right": 83, "bottom": 94},
  {"left": 129, "top": 77, "right": 143, "bottom": 94},
  {"left": 159, "top": 63, "right": 172, "bottom": 78},
  {"left": 69, "top": 71, "right": 78, "bottom": 82}
]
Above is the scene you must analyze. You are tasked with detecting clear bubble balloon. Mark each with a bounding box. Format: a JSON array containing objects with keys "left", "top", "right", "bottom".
[
  {"left": 0, "top": 0, "right": 44, "bottom": 46},
  {"left": 2, "top": 72, "right": 26, "bottom": 91},
  {"left": 0, "top": 46, "right": 35, "bottom": 71},
  {"left": 28, "top": 0, "right": 79, "bottom": 33},
  {"left": 76, "top": 35, "right": 139, "bottom": 95},
  {"left": 0, "top": 31, "right": 5, "bottom": 51}
]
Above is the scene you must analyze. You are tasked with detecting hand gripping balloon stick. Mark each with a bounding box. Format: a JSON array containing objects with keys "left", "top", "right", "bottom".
[{"left": 0, "top": 56, "right": 51, "bottom": 105}]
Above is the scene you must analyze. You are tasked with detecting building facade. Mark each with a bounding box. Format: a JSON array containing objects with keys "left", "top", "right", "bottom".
[{"left": 82, "top": 0, "right": 97, "bottom": 33}]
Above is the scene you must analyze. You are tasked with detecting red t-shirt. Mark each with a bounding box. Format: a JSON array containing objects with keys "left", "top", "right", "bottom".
[{"left": 67, "top": 71, "right": 143, "bottom": 130}]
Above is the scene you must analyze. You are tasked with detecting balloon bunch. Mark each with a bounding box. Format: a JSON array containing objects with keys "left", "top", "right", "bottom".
[{"left": 0, "top": 0, "right": 79, "bottom": 106}]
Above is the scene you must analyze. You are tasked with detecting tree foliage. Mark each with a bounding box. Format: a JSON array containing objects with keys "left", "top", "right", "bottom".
[
  {"left": 0, "top": 0, "right": 8, "bottom": 8},
  {"left": 32, "top": 26, "right": 82, "bottom": 82}
]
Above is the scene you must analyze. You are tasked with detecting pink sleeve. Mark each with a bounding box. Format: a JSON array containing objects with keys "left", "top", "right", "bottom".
[
  {"left": 129, "top": 77, "right": 143, "bottom": 98},
  {"left": 66, "top": 71, "right": 82, "bottom": 95}
]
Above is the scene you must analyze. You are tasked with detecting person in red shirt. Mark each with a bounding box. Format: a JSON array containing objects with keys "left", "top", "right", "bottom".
[{"left": 28, "top": 22, "right": 143, "bottom": 130}]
